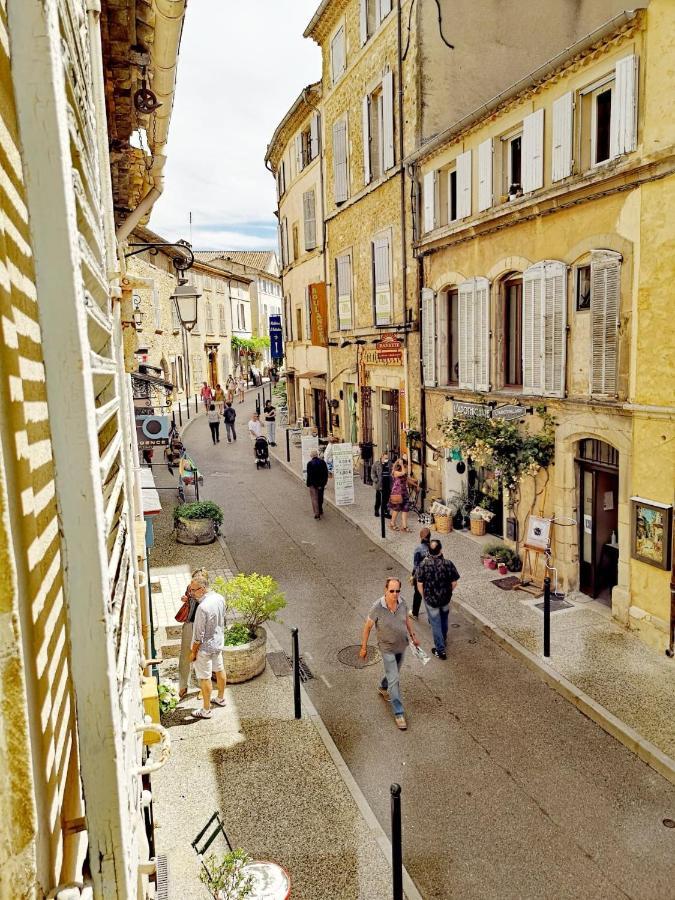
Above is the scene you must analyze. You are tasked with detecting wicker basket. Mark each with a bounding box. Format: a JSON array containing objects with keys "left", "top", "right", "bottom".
[
  {"left": 470, "top": 516, "right": 487, "bottom": 536},
  {"left": 434, "top": 514, "right": 452, "bottom": 534}
]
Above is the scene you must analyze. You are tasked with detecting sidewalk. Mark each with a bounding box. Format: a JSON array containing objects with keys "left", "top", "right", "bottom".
[
  {"left": 270, "top": 427, "right": 675, "bottom": 785},
  {"left": 147, "top": 478, "right": 420, "bottom": 899}
]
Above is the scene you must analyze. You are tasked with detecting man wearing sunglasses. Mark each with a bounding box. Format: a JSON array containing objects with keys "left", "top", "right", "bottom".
[{"left": 360, "top": 577, "right": 419, "bottom": 730}]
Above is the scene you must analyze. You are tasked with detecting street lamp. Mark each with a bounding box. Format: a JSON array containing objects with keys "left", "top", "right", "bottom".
[{"left": 171, "top": 281, "right": 201, "bottom": 332}]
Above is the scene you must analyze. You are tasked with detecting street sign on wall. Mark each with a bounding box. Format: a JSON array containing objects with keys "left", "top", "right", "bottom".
[{"left": 269, "top": 314, "right": 283, "bottom": 359}]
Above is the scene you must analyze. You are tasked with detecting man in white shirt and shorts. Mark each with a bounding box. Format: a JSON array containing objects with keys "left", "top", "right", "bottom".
[{"left": 189, "top": 574, "right": 226, "bottom": 718}]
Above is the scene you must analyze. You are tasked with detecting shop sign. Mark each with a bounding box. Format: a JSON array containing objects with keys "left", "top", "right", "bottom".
[
  {"left": 375, "top": 333, "right": 403, "bottom": 362},
  {"left": 332, "top": 443, "right": 355, "bottom": 506},
  {"left": 492, "top": 404, "right": 528, "bottom": 421},
  {"left": 452, "top": 401, "right": 491, "bottom": 419},
  {"left": 269, "top": 315, "right": 283, "bottom": 359},
  {"left": 135, "top": 414, "right": 170, "bottom": 448},
  {"left": 308, "top": 283, "right": 328, "bottom": 347},
  {"left": 361, "top": 347, "right": 401, "bottom": 367}
]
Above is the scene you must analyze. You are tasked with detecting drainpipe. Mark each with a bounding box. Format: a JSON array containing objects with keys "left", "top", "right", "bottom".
[{"left": 396, "top": 0, "right": 411, "bottom": 445}]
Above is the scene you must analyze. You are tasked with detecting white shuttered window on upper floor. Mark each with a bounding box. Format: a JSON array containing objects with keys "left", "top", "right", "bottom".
[
  {"left": 590, "top": 250, "right": 621, "bottom": 397},
  {"left": 423, "top": 170, "right": 436, "bottom": 233},
  {"left": 552, "top": 92, "right": 573, "bottom": 182},
  {"left": 610, "top": 54, "right": 638, "bottom": 158},
  {"left": 522, "top": 109, "right": 544, "bottom": 193},
  {"left": 477, "top": 139, "right": 493, "bottom": 212},
  {"left": 422, "top": 287, "right": 436, "bottom": 387},
  {"left": 522, "top": 261, "right": 567, "bottom": 397},
  {"left": 373, "top": 232, "right": 392, "bottom": 326},
  {"left": 456, "top": 150, "right": 472, "bottom": 219},
  {"left": 303, "top": 189, "right": 317, "bottom": 251},
  {"left": 458, "top": 277, "right": 490, "bottom": 391},
  {"left": 310, "top": 113, "right": 321, "bottom": 159},
  {"left": 333, "top": 117, "right": 349, "bottom": 203},
  {"left": 331, "top": 25, "right": 346, "bottom": 84},
  {"left": 336, "top": 253, "right": 353, "bottom": 330}
]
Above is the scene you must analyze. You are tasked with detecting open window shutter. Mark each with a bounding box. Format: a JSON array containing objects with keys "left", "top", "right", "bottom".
[
  {"left": 380, "top": 0, "right": 392, "bottom": 17},
  {"left": 333, "top": 119, "right": 348, "bottom": 203},
  {"left": 360, "top": 0, "right": 368, "bottom": 45},
  {"left": 373, "top": 235, "right": 392, "bottom": 325},
  {"left": 542, "top": 261, "right": 567, "bottom": 397},
  {"left": 590, "top": 250, "right": 621, "bottom": 396},
  {"left": 456, "top": 150, "right": 472, "bottom": 219},
  {"left": 423, "top": 170, "right": 436, "bottom": 233},
  {"left": 522, "top": 109, "right": 544, "bottom": 192},
  {"left": 362, "top": 95, "right": 372, "bottom": 185},
  {"left": 477, "top": 139, "right": 493, "bottom": 212},
  {"left": 474, "top": 277, "right": 490, "bottom": 391},
  {"left": 303, "top": 190, "right": 316, "bottom": 251},
  {"left": 295, "top": 134, "right": 304, "bottom": 173},
  {"left": 552, "top": 92, "right": 573, "bottom": 182},
  {"left": 331, "top": 27, "right": 345, "bottom": 83},
  {"left": 421, "top": 287, "right": 436, "bottom": 387},
  {"left": 611, "top": 54, "right": 638, "bottom": 158},
  {"left": 283, "top": 220, "right": 290, "bottom": 269},
  {"left": 458, "top": 280, "right": 475, "bottom": 389},
  {"left": 383, "top": 70, "right": 395, "bottom": 171},
  {"left": 337, "top": 255, "right": 353, "bottom": 331},
  {"left": 310, "top": 113, "right": 320, "bottom": 159},
  {"left": 522, "top": 263, "right": 544, "bottom": 395},
  {"left": 437, "top": 291, "right": 449, "bottom": 385}
]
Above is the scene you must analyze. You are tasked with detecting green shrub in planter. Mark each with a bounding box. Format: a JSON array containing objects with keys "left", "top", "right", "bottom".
[
  {"left": 213, "top": 573, "right": 286, "bottom": 641},
  {"left": 224, "top": 622, "right": 252, "bottom": 647},
  {"left": 174, "top": 500, "right": 223, "bottom": 528},
  {"left": 199, "top": 849, "right": 253, "bottom": 900}
]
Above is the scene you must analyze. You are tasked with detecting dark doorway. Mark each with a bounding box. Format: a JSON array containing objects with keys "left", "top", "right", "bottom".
[
  {"left": 313, "top": 388, "right": 327, "bottom": 438},
  {"left": 380, "top": 389, "right": 400, "bottom": 457},
  {"left": 577, "top": 439, "right": 619, "bottom": 602}
]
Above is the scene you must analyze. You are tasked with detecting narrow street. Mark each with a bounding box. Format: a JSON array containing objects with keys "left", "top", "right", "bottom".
[{"left": 185, "top": 405, "right": 675, "bottom": 900}]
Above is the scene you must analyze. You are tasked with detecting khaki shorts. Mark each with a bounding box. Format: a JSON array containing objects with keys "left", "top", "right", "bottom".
[{"left": 194, "top": 651, "right": 224, "bottom": 681}]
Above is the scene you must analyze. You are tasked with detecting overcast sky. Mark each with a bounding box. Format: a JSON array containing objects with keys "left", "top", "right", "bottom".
[{"left": 151, "top": 0, "right": 321, "bottom": 251}]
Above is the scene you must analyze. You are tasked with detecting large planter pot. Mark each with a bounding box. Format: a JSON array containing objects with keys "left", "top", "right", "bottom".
[
  {"left": 175, "top": 516, "right": 216, "bottom": 545},
  {"left": 223, "top": 626, "right": 267, "bottom": 683}
]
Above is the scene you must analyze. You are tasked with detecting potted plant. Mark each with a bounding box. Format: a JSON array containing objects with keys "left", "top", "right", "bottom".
[
  {"left": 212, "top": 573, "right": 286, "bottom": 683},
  {"left": 174, "top": 500, "right": 223, "bottom": 545},
  {"left": 200, "top": 849, "right": 254, "bottom": 900},
  {"left": 157, "top": 682, "right": 179, "bottom": 717},
  {"left": 482, "top": 540, "right": 508, "bottom": 571}
]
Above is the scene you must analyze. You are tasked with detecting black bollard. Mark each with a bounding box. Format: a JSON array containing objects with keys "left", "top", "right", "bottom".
[
  {"left": 194, "top": 393, "right": 198, "bottom": 414},
  {"left": 178, "top": 404, "right": 182, "bottom": 427},
  {"left": 543, "top": 576, "right": 551, "bottom": 658},
  {"left": 172, "top": 411, "right": 176, "bottom": 429},
  {"left": 286, "top": 426, "right": 291, "bottom": 463},
  {"left": 381, "top": 495, "right": 386, "bottom": 539},
  {"left": 292, "top": 627, "right": 301, "bottom": 719},
  {"left": 256, "top": 392, "right": 261, "bottom": 415},
  {"left": 391, "top": 784, "right": 403, "bottom": 900}
]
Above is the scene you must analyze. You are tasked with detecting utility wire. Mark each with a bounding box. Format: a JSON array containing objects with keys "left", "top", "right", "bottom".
[{"left": 403, "top": 0, "right": 455, "bottom": 61}]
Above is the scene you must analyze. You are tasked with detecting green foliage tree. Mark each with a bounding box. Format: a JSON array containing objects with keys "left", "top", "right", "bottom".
[{"left": 212, "top": 573, "right": 286, "bottom": 641}]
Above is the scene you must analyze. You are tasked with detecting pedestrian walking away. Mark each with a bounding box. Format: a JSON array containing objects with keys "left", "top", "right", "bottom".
[
  {"left": 360, "top": 577, "right": 419, "bottom": 730},
  {"left": 410, "top": 527, "right": 431, "bottom": 620},
  {"left": 237, "top": 376, "right": 246, "bottom": 404},
  {"left": 175, "top": 567, "right": 208, "bottom": 699},
  {"left": 200, "top": 381, "right": 213, "bottom": 410},
  {"left": 372, "top": 452, "right": 391, "bottom": 518},
  {"left": 207, "top": 403, "right": 220, "bottom": 444},
  {"left": 214, "top": 383, "right": 225, "bottom": 413},
  {"left": 388, "top": 458, "right": 411, "bottom": 531},
  {"left": 306, "top": 447, "right": 328, "bottom": 518},
  {"left": 190, "top": 574, "right": 227, "bottom": 718},
  {"left": 416, "top": 540, "right": 460, "bottom": 660},
  {"left": 263, "top": 399, "right": 277, "bottom": 445},
  {"left": 223, "top": 401, "right": 237, "bottom": 442}
]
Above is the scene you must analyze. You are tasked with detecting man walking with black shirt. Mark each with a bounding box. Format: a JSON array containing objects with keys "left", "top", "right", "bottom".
[
  {"left": 409, "top": 527, "right": 431, "bottom": 620},
  {"left": 306, "top": 448, "right": 328, "bottom": 519},
  {"left": 416, "top": 540, "right": 460, "bottom": 660}
]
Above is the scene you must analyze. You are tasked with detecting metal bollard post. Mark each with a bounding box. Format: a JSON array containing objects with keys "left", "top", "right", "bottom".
[
  {"left": 291, "top": 627, "right": 301, "bottom": 719},
  {"left": 178, "top": 404, "right": 182, "bottom": 427},
  {"left": 256, "top": 392, "right": 261, "bottom": 415},
  {"left": 286, "top": 426, "right": 291, "bottom": 463},
  {"left": 543, "top": 576, "right": 551, "bottom": 658},
  {"left": 194, "top": 394, "right": 198, "bottom": 414},
  {"left": 172, "top": 411, "right": 176, "bottom": 429},
  {"left": 381, "top": 495, "right": 386, "bottom": 539},
  {"left": 390, "top": 784, "right": 403, "bottom": 900}
]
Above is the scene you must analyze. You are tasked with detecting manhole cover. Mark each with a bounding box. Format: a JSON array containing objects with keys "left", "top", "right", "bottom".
[
  {"left": 337, "top": 645, "right": 382, "bottom": 668},
  {"left": 663, "top": 818, "right": 675, "bottom": 829},
  {"left": 534, "top": 599, "right": 574, "bottom": 613},
  {"left": 450, "top": 623, "right": 461, "bottom": 628}
]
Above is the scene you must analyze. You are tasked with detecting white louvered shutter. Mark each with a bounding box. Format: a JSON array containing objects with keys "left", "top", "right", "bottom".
[
  {"left": 303, "top": 190, "right": 317, "bottom": 251},
  {"left": 304, "top": 286, "right": 312, "bottom": 341},
  {"left": 380, "top": 0, "right": 392, "bottom": 17},
  {"left": 282, "top": 219, "right": 290, "bottom": 269},
  {"left": 458, "top": 280, "right": 475, "bottom": 389},
  {"left": 383, "top": 69, "right": 395, "bottom": 171},
  {"left": 310, "top": 113, "right": 320, "bottom": 159},
  {"left": 360, "top": 0, "right": 368, "bottom": 44},
  {"left": 331, "top": 27, "right": 345, "bottom": 84},
  {"left": 362, "top": 95, "right": 372, "bottom": 185},
  {"left": 337, "top": 254, "right": 353, "bottom": 330},
  {"left": 437, "top": 291, "right": 449, "bottom": 384},
  {"left": 456, "top": 150, "right": 472, "bottom": 219},
  {"left": 295, "top": 133, "right": 304, "bottom": 173},
  {"left": 542, "top": 261, "right": 567, "bottom": 397},
  {"left": 522, "top": 263, "right": 544, "bottom": 395},
  {"left": 423, "top": 170, "right": 436, "bottom": 233},
  {"left": 610, "top": 54, "right": 638, "bottom": 158},
  {"left": 590, "top": 250, "right": 621, "bottom": 396},
  {"left": 522, "top": 109, "right": 544, "bottom": 192},
  {"left": 552, "top": 92, "right": 573, "bottom": 182},
  {"left": 478, "top": 139, "right": 493, "bottom": 212},
  {"left": 333, "top": 119, "right": 348, "bottom": 203},
  {"left": 474, "top": 277, "right": 490, "bottom": 391},
  {"left": 373, "top": 235, "right": 392, "bottom": 325},
  {"left": 422, "top": 287, "right": 436, "bottom": 387}
]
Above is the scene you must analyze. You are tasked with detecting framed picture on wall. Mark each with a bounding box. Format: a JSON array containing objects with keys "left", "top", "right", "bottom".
[{"left": 630, "top": 497, "right": 672, "bottom": 570}]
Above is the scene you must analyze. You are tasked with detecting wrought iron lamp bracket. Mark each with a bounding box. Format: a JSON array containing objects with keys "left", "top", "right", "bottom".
[{"left": 124, "top": 240, "right": 195, "bottom": 275}]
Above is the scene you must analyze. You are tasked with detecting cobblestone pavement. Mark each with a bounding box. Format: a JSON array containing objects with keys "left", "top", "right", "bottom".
[{"left": 169, "top": 403, "right": 675, "bottom": 900}]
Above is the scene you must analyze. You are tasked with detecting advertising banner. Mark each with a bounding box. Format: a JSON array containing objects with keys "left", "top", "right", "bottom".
[
  {"left": 309, "top": 283, "right": 328, "bottom": 347},
  {"left": 135, "top": 414, "right": 170, "bottom": 448},
  {"left": 301, "top": 433, "right": 319, "bottom": 475},
  {"left": 332, "top": 442, "right": 355, "bottom": 506},
  {"left": 269, "top": 314, "right": 283, "bottom": 359}
]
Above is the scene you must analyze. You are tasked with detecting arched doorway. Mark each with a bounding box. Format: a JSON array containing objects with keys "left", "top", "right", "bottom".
[{"left": 576, "top": 438, "right": 619, "bottom": 602}]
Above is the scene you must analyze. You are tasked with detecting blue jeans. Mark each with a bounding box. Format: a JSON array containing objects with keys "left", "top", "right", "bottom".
[
  {"left": 380, "top": 650, "right": 406, "bottom": 716},
  {"left": 425, "top": 602, "right": 450, "bottom": 653}
]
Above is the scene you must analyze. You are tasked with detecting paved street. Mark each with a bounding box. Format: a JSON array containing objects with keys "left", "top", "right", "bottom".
[{"left": 184, "top": 406, "right": 675, "bottom": 900}]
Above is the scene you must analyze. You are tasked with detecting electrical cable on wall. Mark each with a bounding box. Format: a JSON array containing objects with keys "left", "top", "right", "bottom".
[{"left": 403, "top": 0, "right": 455, "bottom": 61}]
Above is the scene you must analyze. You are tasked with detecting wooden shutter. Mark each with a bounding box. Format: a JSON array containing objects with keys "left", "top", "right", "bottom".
[
  {"left": 522, "top": 109, "right": 544, "bottom": 192},
  {"left": 477, "top": 139, "right": 493, "bottom": 212},
  {"left": 303, "top": 190, "right": 317, "bottom": 251},
  {"left": 383, "top": 69, "right": 395, "bottom": 171},
  {"left": 522, "top": 263, "right": 544, "bottom": 395},
  {"left": 295, "top": 133, "right": 304, "bottom": 173},
  {"left": 360, "top": 0, "right": 368, "bottom": 44},
  {"left": 552, "top": 92, "right": 573, "bottom": 182},
  {"left": 456, "top": 150, "right": 472, "bottom": 219},
  {"left": 380, "top": 0, "right": 392, "bottom": 17},
  {"left": 542, "top": 261, "right": 567, "bottom": 397},
  {"left": 333, "top": 119, "right": 348, "bottom": 203},
  {"left": 611, "top": 54, "right": 638, "bottom": 158},
  {"left": 458, "top": 280, "right": 475, "bottom": 388},
  {"left": 590, "top": 250, "right": 621, "bottom": 396},
  {"left": 310, "top": 113, "right": 320, "bottom": 159},
  {"left": 423, "top": 170, "right": 436, "bottom": 233},
  {"left": 336, "top": 254, "right": 353, "bottom": 330},
  {"left": 282, "top": 219, "right": 290, "bottom": 269},
  {"left": 331, "top": 27, "right": 345, "bottom": 83},
  {"left": 362, "top": 95, "right": 372, "bottom": 185},
  {"left": 437, "top": 291, "right": 449, "bottom": 385},
  {"left": 422, "top": 287, "right": 436, "bottom": 387},
  {"left": 373, "top": 234, "right": 392, "bottom": 325},
  {"left": 474, "top": 277, "right": 490, "bottom": 392}
]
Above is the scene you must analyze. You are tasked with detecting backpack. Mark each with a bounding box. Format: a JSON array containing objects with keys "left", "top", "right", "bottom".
[
  {"left": 224, "top": 407, "right": 236, "bottom": 423},
  {"left": 420, "top": 557, "right": 456, "bottom": 608}
]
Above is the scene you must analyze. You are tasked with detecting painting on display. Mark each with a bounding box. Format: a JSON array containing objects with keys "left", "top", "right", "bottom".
[
  {"left": 631, "top": 498, "right": 672, "bottom": 570},
  {"left": 524, "top": 515, "right": 552, "bottom": 551}
]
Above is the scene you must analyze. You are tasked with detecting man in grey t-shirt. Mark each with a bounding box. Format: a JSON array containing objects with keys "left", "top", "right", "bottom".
[
  {"left": 360, "top": 577, "right": 419, "bottom": 730},
  {"left": 190, "top": 574, "right": 226, "bottom": 718}
]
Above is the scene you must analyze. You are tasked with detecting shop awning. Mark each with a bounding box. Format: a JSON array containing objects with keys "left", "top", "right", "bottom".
[
  {"left": 295, "top": 371, "right": 326, "bottom": 380},
  {"left": 140, "top": 466, "right": 162, "bottom": 516}
]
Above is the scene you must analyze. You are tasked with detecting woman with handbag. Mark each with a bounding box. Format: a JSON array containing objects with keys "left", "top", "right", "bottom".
[
  {"left": 388, "top": 458, "right": 411, "bottom": 532},
  {"left": 176, "top": 567, "right": 208, "bottom": 699}
]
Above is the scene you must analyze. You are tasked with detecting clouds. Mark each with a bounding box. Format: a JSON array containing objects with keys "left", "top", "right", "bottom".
[{"left": 150, "top": 0, "right": 321, "bottom": 251}]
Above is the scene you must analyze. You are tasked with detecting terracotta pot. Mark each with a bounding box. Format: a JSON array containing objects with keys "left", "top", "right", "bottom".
[
  {"left": 223, "top": 626, "right": 267, "bottom": 683},
  {"left": 498, "top": 563, "right": 509, "bottom": 575},
  {"left": 175, "top": 517, "right": 216, "bottom": 545},
  {"left": 486, "top": 558, "right": 498, "bottom": 570},
  {"left": 482, "top": 557, "right": 493, "bottom": 569}
]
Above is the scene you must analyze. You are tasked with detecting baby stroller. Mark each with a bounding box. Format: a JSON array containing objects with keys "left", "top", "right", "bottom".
[{"left": 254, "top": 436, "right": 271, "bottom": 469}]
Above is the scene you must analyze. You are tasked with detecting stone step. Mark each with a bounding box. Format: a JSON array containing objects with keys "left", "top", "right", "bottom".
[{"left": 164, "top": 624, "right": 183, "bottom": 640}]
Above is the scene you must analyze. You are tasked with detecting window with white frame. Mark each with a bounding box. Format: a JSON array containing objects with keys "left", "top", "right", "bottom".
[
  {"left": 458, "top": 277, "right": 490, "bottom": 391},
  {"left": 422, "top": 285, "right": 461, "bottom": 388},
  {"left": 295, "top": 114, "right": 321, "bottom": 173},
  {"left": 522, "top": 261, "right": 567, "bottom": 397},
  {"left": 330, "top": 23, "right": 346, "bottom": 85},
  {"left": 215, "top": 276, "right": 225, "bottom": 293},
  {"left": 239, "top": 303, "right": 246, "bottom": 331},
  {"left": 362, "top": 70, "right": 394, "bottom": 185},
  {"left": 205, "top": 301, "right": 214, "bottom": 333},
  {"left": 580, "top": 55, "right": 638, "bottom": 170},
  {"left": 303, "top": 189, "right": 317, "bottom": 251},
  {"left": 219, "top": 303, "right": 227, "bottom": 334},
  {"left": 335, "top": 252, "right": 353, "bottom": 330},
  {"left": 360, "top": 0, "right": 393, "bottom": 44},
  {"left": 423, "top": 151, "right": 471, "bottom": 233},
  {"left": 372, "top": 230, "right": 392, "bottom": 326},
  {"left": 501, "top": 127, "right": 522, "bottom": 195},
  {"left": 477, "top": 138, "right": 493, "bottom": 212},
  {"left": 589, "top": 250, "right": 621, "bottom": 397},
  {"left": 333, "top": 116, "right": 349, "bottom": 204}
]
